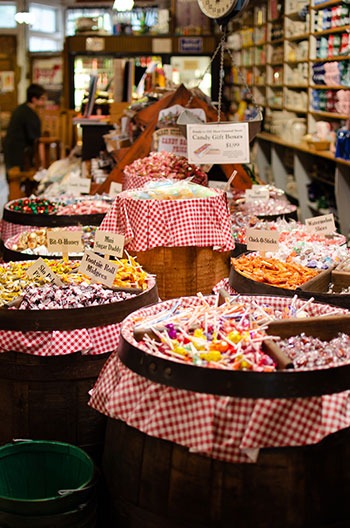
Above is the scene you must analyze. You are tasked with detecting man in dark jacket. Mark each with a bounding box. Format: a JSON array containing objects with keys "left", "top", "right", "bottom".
[{"left": 3, "top": 83, "right": 47, "bottom": 176}]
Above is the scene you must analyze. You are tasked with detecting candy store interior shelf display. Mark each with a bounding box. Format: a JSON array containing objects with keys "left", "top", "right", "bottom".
[{"left": 255, "top": 132, "right": 350, "bottom": 236}]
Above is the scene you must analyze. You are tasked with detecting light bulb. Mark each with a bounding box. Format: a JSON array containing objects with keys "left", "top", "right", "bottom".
[
  {"left": 15, "top": 11, "right": 35, "bottom": 25},
  {"left": 112, "top": 0, "right": 134, "bottom": 12}
]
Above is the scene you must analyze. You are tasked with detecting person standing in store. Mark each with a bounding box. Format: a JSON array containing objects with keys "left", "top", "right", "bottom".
[{"left": 3, "top": 83, "right": 47, "bottom": 178}]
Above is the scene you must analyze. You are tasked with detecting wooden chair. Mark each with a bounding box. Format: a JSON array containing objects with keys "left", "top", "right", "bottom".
[
  {"left": 36, "top": 108, "right": 63, "bottom": 168},
  {"left": 7, "top": 166, "right": 37, "bottom": 201}
]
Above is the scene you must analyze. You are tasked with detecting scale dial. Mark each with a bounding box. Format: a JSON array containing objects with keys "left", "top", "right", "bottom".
[{"left": 197, "top": 0, "right": 249, "bottom": 23}]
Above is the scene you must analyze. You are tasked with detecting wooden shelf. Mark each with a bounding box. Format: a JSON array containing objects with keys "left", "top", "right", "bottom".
[
  {"left": 311, "top": 25, "right": 350, "bottom": 37},
  {"left": 257, "top": 131, "right": 350, "bottom": 167},
  {"left": 310, "top": 85, "right": 350, "bottom": 90},
  {"left": 312, "top": 0, "right": 343, "bottom": 10},
  {"left": 309, "top": 110, "right": 350, "bottom": 120},
  {"left": 311, "top": 55, "right": 350, "bottom": 62}
]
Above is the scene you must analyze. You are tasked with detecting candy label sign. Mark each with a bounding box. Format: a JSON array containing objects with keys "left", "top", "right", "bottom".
[
  {"left": 67, "top": 177, "right": 91, "bottom": 195},
  {"left": 26, "top": 257, "right": 63, "bottom": 286},
  {"left": 305, "top": 213, "right": 336, "bottom": 235},
  {"left": 109, "top": 181, "right": 122, "bottom": 197},
  {"left": 47, "top": 229, "right": 83, "bottom": 254},
  {"left": 94, "top": 231, "right": 125, "bottom": 258},
  {"left": 246, "top": 228, "right": 280, "bottom": 252},
  {"left": 187, "top": 123, "right": 250, "bottom": 164},
  {"left": 79, "top": 250, "right": 118, "bottom": 288},
  {"left": 245, "top": 186, "right": 269, "bottom": 202}
]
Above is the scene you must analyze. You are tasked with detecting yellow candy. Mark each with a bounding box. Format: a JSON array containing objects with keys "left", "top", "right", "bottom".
[
  {"left": 227, "top": 330, "right": 243, "bottom": 343},
  {"left": 200, "top": 350, "right": 222, "bottom": 362}
]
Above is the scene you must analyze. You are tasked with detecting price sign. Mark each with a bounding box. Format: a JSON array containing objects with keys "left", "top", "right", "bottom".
[
  {"left": 79, "top": 250, "right": 118, "bottom": 288},
  {"left": 26, "top": 257, "right": 63, "bottom": 286},
  {"left": 94, "top": 231, "right": 125, "bottom": 258},
  {"left": 305, "top": 213, "right": 336, "bottom": 235},
  {"left": 187, "top": 122, "right": 250, "bottom": 164},
  {"left": 246, "top": 228, "right": 280, "bottom": 253}
]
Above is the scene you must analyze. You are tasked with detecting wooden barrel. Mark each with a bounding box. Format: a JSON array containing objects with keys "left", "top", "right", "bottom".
[
  {"left": 103, "top": 419, "right": 350, "bottom": 528},
  {"left": 0, "top": 352, "right": 109, "bottom": 463},
  {"left": 132, "top": 247, "right": 230, "bottom": 300},
  {"left": 0, "top": 282, "right": 158, "bottom": 463}
]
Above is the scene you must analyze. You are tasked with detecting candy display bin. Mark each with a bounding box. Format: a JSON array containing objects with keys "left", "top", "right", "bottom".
[
  {"left": 0, "top": 273, "right": 158, "bottom": 464},
  {"left": 98, "top": 186, "right": 235, "bottom": 300},
  {"left": 89, "top": 295, "right": 350, "bottom": 528}
]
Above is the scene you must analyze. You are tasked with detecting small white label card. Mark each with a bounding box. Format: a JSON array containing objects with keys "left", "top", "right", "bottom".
[
  {"left": 46, "top": 229, "right": 83, "bottom": 257},
  {"left": 26, "top": 257, "right": 63, "bottom": 286},
  {"left": 245, "top": 185, "right": 269, "bottom": 202},
  {"left": 246, "top": 228, "right": 280, "bottom": 253},
  {"left": 187, "top": 122, "right": 250, "bottom": 164},
  {"left": 305, "top": 213, "right": 336, "bottom": 235},
  {"left": 109, "top": 181, "right": 123, "bottom": 197},
  {"left": 78, "top": 250, "right": 118, "bottom": 288},
  {"left": 94, "top": 231, "right": 125, "bottom": 258},
  {"left": 66, "top": 177, "right": 91, "bottom": 195}
]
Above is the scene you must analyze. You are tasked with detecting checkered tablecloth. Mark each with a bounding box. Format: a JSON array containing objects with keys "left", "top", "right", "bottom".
[
  {"left": 0, "top": 323, "right": 121, "bottom": 356},
  {"left": 1, "top": 220, "right": 36, "bottom": 242},
  {"left": 99, "top": 189, "right": 235, "bottom": 252},
  {"left": 89, "top": 294, "right": 350, "bottom": 463},
  {"left": 123, "top": 173, "right": 208, "bottom": 191}
]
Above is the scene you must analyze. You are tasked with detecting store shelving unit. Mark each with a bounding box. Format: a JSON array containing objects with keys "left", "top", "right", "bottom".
[{"left": 223, "top": 0, "right": 350, "bottom": 235}]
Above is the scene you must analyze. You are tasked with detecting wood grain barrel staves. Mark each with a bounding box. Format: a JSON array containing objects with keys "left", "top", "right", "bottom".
[
  {"left": 102, "top": 419, "right": 350, "bottom": 528},
  {"left": 0, "top": 351, "right": 109, "bottom": 464}
]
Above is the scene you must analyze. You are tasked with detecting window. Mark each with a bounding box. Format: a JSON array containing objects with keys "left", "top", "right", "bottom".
[
  {"left": 30, "top": 4, "right": 57, "bottom": 33},
  {"left": 0, "top": 3, "right": 16, "bottom": 28},
  {"left": 28, "top": 2, "right": 63, "bottom": 52}
]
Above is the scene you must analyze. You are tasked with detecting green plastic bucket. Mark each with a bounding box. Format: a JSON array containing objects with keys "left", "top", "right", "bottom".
[{"left": 0, "top": 440, "right": 96, "bottom": 526}]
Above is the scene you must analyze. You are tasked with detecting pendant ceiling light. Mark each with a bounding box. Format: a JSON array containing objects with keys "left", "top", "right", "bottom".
[{"left": 112, "top": 0, "right": 134, "bottom": 12}]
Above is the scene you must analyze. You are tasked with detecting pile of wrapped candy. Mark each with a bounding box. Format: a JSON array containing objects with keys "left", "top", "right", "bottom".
[
  {"left": 56, "top": 196, "right": 113, "bottom": 215},
  {"left": 124, "top": 151, "right": 208, "bottom": 186},
  {"left": 6, "top": 196, "right": 113, "bottom": 217},
  {"left": 17, "top": 283, "right": 135, "bottom": 310},
  {"left": 0, "top": 256, "right": 149, "bottom": 307},
  {"left": 279, "top": 333, "right": 350, "bottom": 369},
  {"left": 125, "top": 180, "right": 217, "bottom": 201},
  {"left": 128, "top": 294, "right": 347, "bottom": 372},
  {"left": 7, "top": 198, "right": 57, "bottom": 215},
  {"left": 232, "top": 218, "right": 348, "bottom": 270}
]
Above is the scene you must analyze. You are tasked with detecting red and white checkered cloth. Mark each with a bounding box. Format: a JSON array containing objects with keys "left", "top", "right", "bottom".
[
  {"left": 89, "top": 294, "right": 350, "bottom": 463},
  {"left": 99, "top": 189, "right": 235, "bottom": 252},
  {"left": 1, "top": 220, "right": 36, "bottom": 242},
  {"left": 123, "top": 173, "right": 208, "bottom": 191},
  {"left": 0, "top": 323, "right": 121, "bottom": 356}
]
